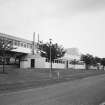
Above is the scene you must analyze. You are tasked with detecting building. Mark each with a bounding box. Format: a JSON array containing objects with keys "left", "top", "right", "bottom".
[
  {"left": 0, "top": 32, "right": 43, "bottom": 68},
  {"left": 62, "top": 48, "right": 81, "bottom": 60},
  {"left": 0, "top": 32, "right": 37, "bottom": 54},
  {"left": 0, "top": 33, "right": 85, "bottom": 69}
]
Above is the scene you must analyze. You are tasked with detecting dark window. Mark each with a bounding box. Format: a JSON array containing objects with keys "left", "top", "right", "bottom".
[
  {"left": 24, "top": 44, "right": 26, "bottom": 48},
  {"left": 21, "top": 42, "right": 23, "bottom": 47},
  {"left": 30, "top": 45, "right": 32, "bottom": 49},
  {"left": 17, "top": 41, "right": 20, "bottom": 46},
  {"left": 14, "top": 40, "right": 18, "bottom": 46}
]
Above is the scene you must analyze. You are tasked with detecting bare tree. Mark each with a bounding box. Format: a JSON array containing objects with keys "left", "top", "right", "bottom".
[{"left": 0, "top": 38, "right": 14, "bottom": 72}]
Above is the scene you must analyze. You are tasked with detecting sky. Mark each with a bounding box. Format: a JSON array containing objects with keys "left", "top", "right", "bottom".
[{"left": 0, "top": 0, "right": 105, "bottom": 57}]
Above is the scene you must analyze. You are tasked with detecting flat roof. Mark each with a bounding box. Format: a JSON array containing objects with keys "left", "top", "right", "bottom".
[{"left": 0, "top": 32, "right": 33, "bottom": 44}]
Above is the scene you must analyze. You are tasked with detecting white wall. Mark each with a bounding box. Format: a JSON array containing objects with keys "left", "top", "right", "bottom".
[
  {"left": 20, "top": 56, "right": 85, "bottom": 69},
  {"left": 52, "top": 63, "right": 65, "bottom": 68},
  {"left": 35, "top": 58, "right": 45, "bottom": 68},
  {"left": 74, "top": 64, "right": 85, "bottom": 69},
  {"left": 20, "top": 60, "right": 30, "bottom": 68},
  {"left": 12, "top": 46, "right": 31, "bottom": 54},
  {"left": 44, "top": 62, "right": 65, "bottom": 69},
  {"left": 68, "top": 64, "right": 75, "bottom": 69},
  {"left": 12, "top": 46, "right": 37, "bottom": 54},
  {"left": 68, "top": 64, "right": 85, "bottom": 69},
  {"left": 44, "top": 62, "right": 50, "bottom": 68}
]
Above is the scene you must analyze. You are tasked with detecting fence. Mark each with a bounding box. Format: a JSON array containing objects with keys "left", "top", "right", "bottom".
[{"left": 44, "top": 58, "right": 85, "bottom": 69}]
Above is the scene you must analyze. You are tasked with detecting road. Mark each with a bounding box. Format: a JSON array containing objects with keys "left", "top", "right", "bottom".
[{"left": 1, "top": 74, "right": 105, "bottom": 105}]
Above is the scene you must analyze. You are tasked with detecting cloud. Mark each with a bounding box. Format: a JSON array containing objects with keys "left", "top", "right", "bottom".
[
  {"left": 75, "top": 0, "right": 105, "bottom": 11},
  {"left": 1, "top": 0, "right": 105, "bottom": 19},
  {"left": 35, "top": 0, "right": 105, "bottom": 20}
]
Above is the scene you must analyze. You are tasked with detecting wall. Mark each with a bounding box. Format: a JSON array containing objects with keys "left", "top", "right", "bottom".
[
  {"left": 12, "top": 46, "right": 32, "bottom": 54},
  {"left": 74, "top": 64, "right": 85, "bottom": 69},
  {"left": 44, "top": 62, "right": 50, "bottom": 68},
  {"left": 20, "top": 60, "right": 30, "bottom": 68},
  {"left": 44, "top": 62, "right": 65, "bottom": 68},
  {"left": 20, "top": 54, "right": 46, "bottom": 69},
  {"left": 20, "top": 55, "right": 85, "bottom": 69},
  {"left": 52, "top": 63, "right": 65, "bottom": 68},
  {"left": 35, "top": 58, "right": 45, "bottom": 68}
]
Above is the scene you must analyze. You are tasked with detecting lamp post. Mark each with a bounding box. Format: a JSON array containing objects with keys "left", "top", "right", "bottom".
[{"left": 49, "top": 38, "right": 52, "bottom": 73}]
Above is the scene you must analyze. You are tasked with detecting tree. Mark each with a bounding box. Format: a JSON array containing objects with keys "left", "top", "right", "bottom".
[
  {"left": 71, "top": 59, "right": 78, "bottom": 69},
  {"left": 0, "top": 38, "right": 14, "bottom": 72},
  {"left": 38, "top": 41, "right": 66, "bottom": 61},
  {"left": 101, "top": 58, "right": 105, "bottom": 70},
  {"left": 81, "top": 54, "right": 94, "bottom": 70},
  {"left": 93, "top": 57, "right": 101, "bottom": 70}
]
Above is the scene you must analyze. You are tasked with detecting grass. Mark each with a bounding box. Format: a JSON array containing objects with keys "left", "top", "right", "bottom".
[{"left": 0, "top": 68, "right": 105, "bottom": 94}]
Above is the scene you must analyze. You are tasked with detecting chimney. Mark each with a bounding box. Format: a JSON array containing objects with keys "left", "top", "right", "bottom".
[
  {"left": 33, "top": 32, "right": 35, "bottom": 55},
  {"left": 38, "top": 33, "right": 39, "bottom": 43}
]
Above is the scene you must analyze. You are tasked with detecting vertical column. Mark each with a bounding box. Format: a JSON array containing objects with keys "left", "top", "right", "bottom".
[
  {"left": 33, "top": 32, "right": 35, "bottom": 55},
  {"left": 38, "top": 33, "right": 39, "bottom": 44},
  {"left": 37, "top": 33, "right": 39, "bottom": 53}
]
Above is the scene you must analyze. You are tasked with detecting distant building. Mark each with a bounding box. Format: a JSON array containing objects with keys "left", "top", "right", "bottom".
[{"left": 62, "top": 48, "right": 81, "bottom": 60}]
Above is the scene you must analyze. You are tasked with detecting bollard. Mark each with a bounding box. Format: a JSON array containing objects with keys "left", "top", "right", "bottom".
[
  {"left": 49, "top": 72, "right": 52, "bottom": 78},
  {"left": 57, "top": 71, "right": 60, "bottom": 80}
]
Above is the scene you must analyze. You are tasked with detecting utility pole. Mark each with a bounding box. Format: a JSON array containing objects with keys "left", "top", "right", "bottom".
[
  {"left": 37, "top": 33, "right": 39, "bottom": 53},
  {"left": 49, "top": 38, "right": 52, "bottom": 73}
]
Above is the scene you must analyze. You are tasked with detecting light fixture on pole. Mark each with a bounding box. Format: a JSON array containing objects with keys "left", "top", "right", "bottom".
[{"left": 49, "top": 38, "right": 52, "bottom": 73}]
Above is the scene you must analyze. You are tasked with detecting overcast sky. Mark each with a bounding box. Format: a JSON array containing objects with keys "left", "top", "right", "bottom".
[{"left": 0, "top": 0, "right": 105, "bottom": 57}]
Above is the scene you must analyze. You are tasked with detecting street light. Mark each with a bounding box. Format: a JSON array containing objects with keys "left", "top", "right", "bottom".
[{"left": 49, "top": 38, "right": 52, "bottom": 73}]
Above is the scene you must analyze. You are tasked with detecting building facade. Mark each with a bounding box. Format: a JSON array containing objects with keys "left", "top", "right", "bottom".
[
  {"left": 0, "top": 33, "right": 39, "bottom": 68},
  {"left": 0, "top": 33, "right": 85, "bottom": 69}
]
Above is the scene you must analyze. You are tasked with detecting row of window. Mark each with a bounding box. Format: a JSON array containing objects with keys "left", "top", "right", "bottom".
[
  {"left": 45, "top": 59, "right": 85, "bottom": 65},
  {"left": 0, "top": 36, "right": 34, "bottom": 49},
  {"left": 13, "top": 40, "right": 33, "bottom": 49},
  {"left": 45, "top": 59, "right": 65, "bottom": 64},
  {"left": 0, "top": 57, "right": 19, "bottom": 65}
]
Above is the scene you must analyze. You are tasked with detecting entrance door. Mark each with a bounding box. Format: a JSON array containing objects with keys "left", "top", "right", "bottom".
[
  {"left": 31, "top": 59, "right": 35, "bottom": 68},
  {"left": 66, "top": 60, "right": 68, "bottom": 69}
]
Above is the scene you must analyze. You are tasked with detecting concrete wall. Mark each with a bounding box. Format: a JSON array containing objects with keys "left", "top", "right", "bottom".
[
  {"left": 20, "top": 54, "right": 46, "bottom": 69},
  {"left": 44, "top": 60, "right": 85, "bottom": 69},
  {"left": 20, "top": 55, "right": 85, "bottom": 69},
  {"left": 44, "top": 62, "right": 50, "bottom": 68},
  {"left": 35, "top": 58, "right": 45, "bottom": 68},
  {"left": 20, "top": 60, "right": 30, "bottom": 68},
  {"left": 44, "top": 62, "right": 65, "bottom": 68},
  {"left": 52, "top": 63, "right": 65, "bottom": 68}
]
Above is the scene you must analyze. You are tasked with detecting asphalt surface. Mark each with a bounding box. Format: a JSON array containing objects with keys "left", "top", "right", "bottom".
[{"left": 0, "top": 74, "right": 105, "bottom": 105}]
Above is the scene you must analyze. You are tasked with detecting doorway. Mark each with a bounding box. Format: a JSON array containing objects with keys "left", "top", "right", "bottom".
[
  {"left": 66, "top": 60, "right": 68, "bottom": 69},
  {"left": 31, "top": 59, "right": 35, "bottom": 68}
]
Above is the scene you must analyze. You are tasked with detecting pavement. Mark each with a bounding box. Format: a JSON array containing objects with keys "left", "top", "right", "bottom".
[{"left": 1, "top": 74, "right": 105, "bottom": 105}]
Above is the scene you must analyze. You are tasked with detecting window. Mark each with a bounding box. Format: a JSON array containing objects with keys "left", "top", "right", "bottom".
[
  {"left": 17, "top": 41, "right": 20, "bottom": 46},
  {"left": 14, "top": 40, "right": 18, "bottom": 46},
  {"left": 24, "top": 43, "right": 26, "bottom": 48},
  {"left": 27, "top": 44, "right": 29, "bottom": 48},
  {"left": 21, "top": 42, "right": 23, "bottom": 47},
  {"left": 30, "top": 45, "right": 32, "bottom": 49}
]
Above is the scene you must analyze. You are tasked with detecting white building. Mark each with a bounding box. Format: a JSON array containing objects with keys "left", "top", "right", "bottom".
[
  {"left": 0, "top": 33, "right": 85, "bottom": 69},
  {"left": 62, "top": 48, "right": 81, "bottom": 60},
  {"left": 0, "top": 32, "right": 40, "bottom": 68}
]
